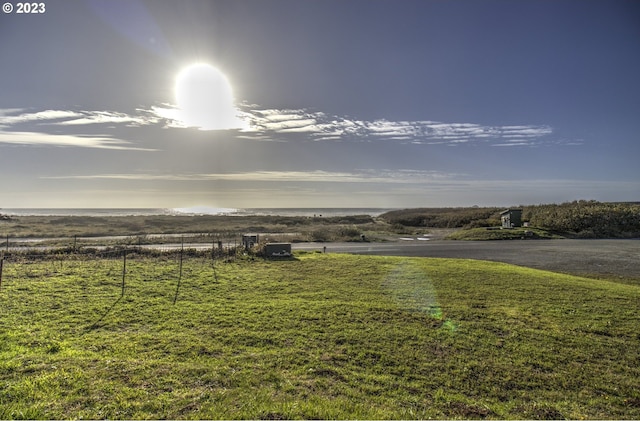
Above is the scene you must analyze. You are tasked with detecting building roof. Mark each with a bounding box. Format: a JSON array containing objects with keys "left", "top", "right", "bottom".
[{"left": 500, "top": 208, "right": 523, "bottom": 215}]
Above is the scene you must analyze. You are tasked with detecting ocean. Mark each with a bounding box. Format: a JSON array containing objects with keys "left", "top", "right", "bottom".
[{"left": 1, "top": 207, "right": 395, "bottom": 218}]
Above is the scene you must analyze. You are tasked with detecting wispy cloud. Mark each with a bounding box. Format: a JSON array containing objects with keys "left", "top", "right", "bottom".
[
  {"left": 43, "top": 169, "right": 463, "bottom": 184},
  {"left": 55, "top": 110, "right": 157, "bottom": 126},
  {"left": 0, "top": 106, "right": 579, "bottom": 148},
  {"left": 0, "top": 108, "right": 159, "bottom": 128},
  {"left": 236, "top": 106, "right": 564, "bottom": 146},
  {"left": 0, "top": 108, "right": 157, "bottom": 150},
  {"left": 0, "top": 109, "right": 83, "bottom": 127},
  {"left": 0, "top": 131, "right": 156, "bottom": 150},
  {"left": 143, "top": 103, "right": 569, "bottom": 146}
]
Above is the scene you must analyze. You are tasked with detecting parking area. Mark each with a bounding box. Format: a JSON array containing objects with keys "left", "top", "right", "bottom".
[{"left": 294, "top": 239, "right": 640, "bottom": 279}]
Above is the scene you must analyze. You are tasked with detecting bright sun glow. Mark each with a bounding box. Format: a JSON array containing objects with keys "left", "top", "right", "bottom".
[{"left": 174, "top": 63, "right": 245, "bottom": 130}]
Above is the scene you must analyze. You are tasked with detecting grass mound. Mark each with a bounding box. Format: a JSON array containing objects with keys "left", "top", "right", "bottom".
[
  {"left": 0, "top": 254, "right": 638, "bottom": 419},
  {"left": 446, "top": 227, "right": 564, "bottom": 240}
]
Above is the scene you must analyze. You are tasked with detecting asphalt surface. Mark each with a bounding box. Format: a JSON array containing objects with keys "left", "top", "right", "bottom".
[{"left": 293, "top": 239, "right": 640, "bottom": 278}]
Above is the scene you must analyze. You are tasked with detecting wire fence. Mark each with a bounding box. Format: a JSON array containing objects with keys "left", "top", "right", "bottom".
[
  {"left": 0, "top": 230, "right": 298, "bottom": 311},
  {"left": 0, "top": 246, "right": 247, "bottom": 333},
  {"left": 0, "top": 244, "right": 241, "bottom": 299},
  {"left": 1, "top": 231, "right": 299, "bottom": 253},
  {"left": 2, "top": 232, "right": 245, "bottom": 252}
]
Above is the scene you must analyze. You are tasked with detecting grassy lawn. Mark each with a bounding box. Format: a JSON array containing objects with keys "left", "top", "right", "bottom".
[{"left": 0, "top": 253, "right": 638, "bottom": 419}]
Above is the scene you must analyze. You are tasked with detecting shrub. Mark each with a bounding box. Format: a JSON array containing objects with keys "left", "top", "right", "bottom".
[
  {"left": 310, "top": 229, "right": 332, "bottom": 242},
  {"left": 380, "top": 207, "right": 501, "bottom": 228},
  {"left": 339, "top": 226, "right": 361, "bottom": 238}
]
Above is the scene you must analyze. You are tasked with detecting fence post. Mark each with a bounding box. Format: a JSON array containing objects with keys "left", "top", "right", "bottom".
[
  {"left": 173, "top": 246, "right": 184, "bottom": 305},
  {"left": 0, "top": 255, "right": 4, "bottom": 291},
  {"left": 179, "top": 244, "right": 184, "bottom": 279},
  {"left": 121, "top": 249, "right": 127, "bottom": 297}
]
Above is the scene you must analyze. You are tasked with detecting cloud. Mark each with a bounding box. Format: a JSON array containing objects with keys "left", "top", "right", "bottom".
[
  {"left": 0, "top": 108, "right": 159, "bottom": 128},
  {"left": 55, "top": 111, "right": 156, "bottom": 126},
  {"left": 42, "top": 169, "right": 462, "bottom": 184},
  {"left": 0, "top": 105, "right": 578, "bottom": 148},
  {"left": 0, "top": 109, "right": 83, "bottom": 126},
  {"left": 234, "top": 106, "right": 564, "bottom": 147},
  {"left": 0, "top": 108, "right": 158, "bottom": 150},
  {"left": 0, "top": 131, "right": 156, "bottom": 150}
]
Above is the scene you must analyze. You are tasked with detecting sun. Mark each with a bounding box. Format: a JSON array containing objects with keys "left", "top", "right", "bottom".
[{"left": 174, "top": 63, "right": 245, "bottom": 130}]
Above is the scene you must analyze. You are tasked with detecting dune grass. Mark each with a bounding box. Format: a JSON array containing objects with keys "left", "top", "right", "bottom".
[
  {"left": 0, "top": 253, "right": 638, "bottom": 419},
  {"left": 0, "top": 214, "right": 388, "bottom": 243}
]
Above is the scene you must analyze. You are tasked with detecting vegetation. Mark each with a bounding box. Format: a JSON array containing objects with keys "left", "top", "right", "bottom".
[
  {"left": 0, "top": 214, "right": 392, "bottom": 246},
  {"left": 446, "top": 227, "right": 564, "bottom": 241},
  {"left": 4, "top": 200, "right": 636, "bottom": 246},
  {"left": 524, "top": 201, "right": 640, "bottom": 238},
  {"left": 380, "top": 207, "right": 502, "bottom": 229},
  {"left": 1, "top": 253, "right": 638, "bottom": 419},
  {"left": 381, "top": 201, "right": 640, "bottom": 239}
]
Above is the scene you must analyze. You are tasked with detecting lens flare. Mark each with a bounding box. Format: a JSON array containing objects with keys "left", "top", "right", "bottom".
[{"left": 382, "top": 260, "right": 457, "bottom": 331}]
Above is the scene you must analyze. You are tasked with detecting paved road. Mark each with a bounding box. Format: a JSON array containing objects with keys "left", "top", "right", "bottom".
[{"left": 293, "top": 239, "right": 640, "bottom": 278}]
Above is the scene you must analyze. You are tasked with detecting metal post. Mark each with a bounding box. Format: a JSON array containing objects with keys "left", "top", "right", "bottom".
[
  {"left": 179, "top": 246, "right": 184, "bottom": 279},
  {"left": 121, "top": 249, "right": 127, "bottom": 297},
  {"left": 0, "top": 256, "right": 4, "bottom": 291},
  {"left": 173, "top": 247, "right": 183, "bottom": 305}
]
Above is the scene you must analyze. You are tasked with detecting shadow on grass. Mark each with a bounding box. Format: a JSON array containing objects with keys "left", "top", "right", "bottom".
[
  {"left": 85, "top": 295, "right": 123, "bottom": 331},
  {"left": 264, "top": 255, "right": 300, "bottom": 261}
]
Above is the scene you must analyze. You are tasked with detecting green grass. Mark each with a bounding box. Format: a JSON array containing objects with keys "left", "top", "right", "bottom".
[
  {"left": 0, "top": 253, "right": 639, "bottom": 419},
  {"left": 446, "top": 227, "right": 565, "bottom": 240}
]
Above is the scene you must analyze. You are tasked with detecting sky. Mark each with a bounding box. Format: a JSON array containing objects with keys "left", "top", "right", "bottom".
[{"left": 1, "top": 0, "right": 639, "bottom": 209}]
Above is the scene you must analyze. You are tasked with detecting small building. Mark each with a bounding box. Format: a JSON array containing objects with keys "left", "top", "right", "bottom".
[
  {"left": 500, "top": 209, "right": 522, "bottom": 228},
  {"left": 242, "top": 234, "right": 260, "bottom": 250},
  {"left": 264, "top": 243, "right": 292, "bottom": 257}
]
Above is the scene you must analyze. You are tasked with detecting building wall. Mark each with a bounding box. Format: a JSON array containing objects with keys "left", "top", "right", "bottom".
[
  {"left": 264, "top": 243, "right": 292, "bottom": 256},
  {"left": 242, "top": 234, "right": 259, "bottom": 249},
  {"left": 501, "top": 210, "right": 522, "bottom": 228}
]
